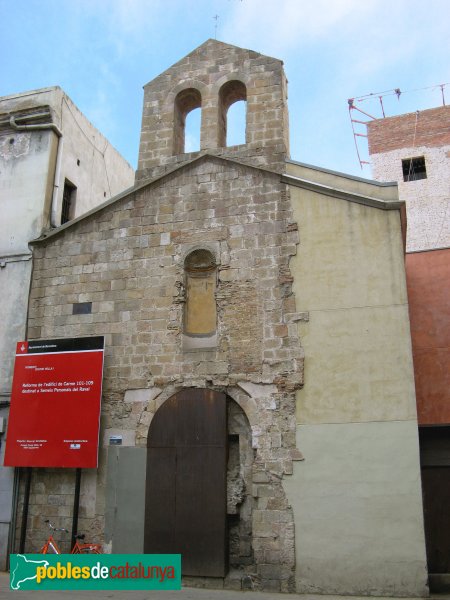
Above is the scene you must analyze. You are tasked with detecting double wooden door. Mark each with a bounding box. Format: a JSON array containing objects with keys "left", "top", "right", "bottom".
[{"left": 144, "top": 389, "right": 227, "bottom": 577}]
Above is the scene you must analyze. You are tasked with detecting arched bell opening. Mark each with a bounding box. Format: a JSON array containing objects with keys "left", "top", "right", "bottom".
[
  {"left": 218, "top": 80, "right": 247, "bottom": 148},
  {"left": 173, "top": 88, "right": 202, "bottom": 155}
]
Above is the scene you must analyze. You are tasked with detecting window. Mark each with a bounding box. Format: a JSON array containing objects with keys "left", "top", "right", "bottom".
[
  {"left": 61, "top": 179, "right": 77, "bottom": 224},
  {"left": 72, "top": 302, "right": 92, "bottom": 315},
  {"left": 173, "top": 88, "right": 202, "bottom": 155},
  {"left": 402, "top": 156, "right": 427, "bottom": 182},
  {"left": 218, "top": 80, "right": 247, "bottom": 147}
]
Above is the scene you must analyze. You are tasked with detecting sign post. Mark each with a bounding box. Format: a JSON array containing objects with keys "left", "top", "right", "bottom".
[
  {"left": 4, "top": 337, "right": 105, "bottom": 553},
  {"left": 4, "top": 337, "right": 104, "bottom": 468}
]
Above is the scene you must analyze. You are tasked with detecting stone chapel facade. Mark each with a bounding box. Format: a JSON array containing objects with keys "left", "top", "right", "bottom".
[{"left": 12, "top": 40, "right": 428, "bottom": 595}]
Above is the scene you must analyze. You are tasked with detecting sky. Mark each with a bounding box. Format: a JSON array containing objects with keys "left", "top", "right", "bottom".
[{"left": 1, "top": 0, "right": 449, "bottom": 177}]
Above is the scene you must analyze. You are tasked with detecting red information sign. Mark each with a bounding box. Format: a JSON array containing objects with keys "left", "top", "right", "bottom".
[{"left": 4, "top": 337, "right": 104, "bottom": 468}]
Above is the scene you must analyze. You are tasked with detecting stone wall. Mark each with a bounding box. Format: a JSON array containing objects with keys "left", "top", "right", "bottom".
[
  {"left": 26, "top": 155, "right": 304, "bottom": 591},
  {"left": 14, "top": 465, "right": 105, "bottom": 554}
]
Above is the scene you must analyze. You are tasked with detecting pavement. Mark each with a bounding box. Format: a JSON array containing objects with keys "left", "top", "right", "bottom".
[{"left": 2, "top": 571, "right": 450, "bottom": 600}]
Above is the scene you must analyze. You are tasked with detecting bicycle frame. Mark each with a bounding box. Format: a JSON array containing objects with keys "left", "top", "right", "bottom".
[
  {"left": 71, "top": 541, "right": 102, "bottom": 554},
  {"left": 39, "top": 535, "right": 62, "bottom": 554}
]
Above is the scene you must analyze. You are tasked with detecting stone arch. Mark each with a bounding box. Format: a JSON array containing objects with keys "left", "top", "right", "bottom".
[
  {"left": 226, "top": 386, "right": 259, "bottom": 437},
  {"left": 164, "top": 79, "right": 208, "bottom": 112},
  {"left": 179, "top": 241, "right": 220, "bottom": 266},
  {"left": 212, "top": 72, "right": 251, "bottom": 96}
]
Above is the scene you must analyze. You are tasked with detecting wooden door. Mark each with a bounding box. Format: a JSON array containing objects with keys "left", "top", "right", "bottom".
[
  {"left": 144, "top": 389, "right": 227, "bottom": 577},
  {"left": 420, "top": 426, "right": 450, "bottom": 575},
  {"left": 422, "top": 467, "right": 450, "bottom": 573}
]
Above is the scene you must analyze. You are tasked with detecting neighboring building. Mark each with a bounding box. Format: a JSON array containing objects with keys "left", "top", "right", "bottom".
[
  {"left": 367, "top": 105, "right": 450, "bottom": 252},
  {"left": 5, "top": 40, "right": 429, "bottom": 595},
  {"left": 368, "top": 107, "right": 450, "bottom": 590},
  {"left": 0, "top": 87, "right": 135, "bottom": 569}
]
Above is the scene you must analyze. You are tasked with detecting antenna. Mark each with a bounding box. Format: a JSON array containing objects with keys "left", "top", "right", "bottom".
[
  {"left": 348, "top": 82, "right": 449, "bottom": 170},
  {"left": 213, "top": 14, "right": 219, "bottom": 39}
]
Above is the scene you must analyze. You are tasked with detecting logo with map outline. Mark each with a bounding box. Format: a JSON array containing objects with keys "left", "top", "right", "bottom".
[
  {"left": 9, "top": 553, "right": 181, "bottom": 590},
  {"left": 10, "top": 554, "right": 49, "bottom": 589}
]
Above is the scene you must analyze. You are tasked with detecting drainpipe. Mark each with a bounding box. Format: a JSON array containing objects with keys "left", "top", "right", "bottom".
[
  {"left": 6, "top": 112, "right": 64, "bottom": 558},
  {"left": 50, "top": 136, "right": 64, "bottom": 227},
  {"left": 9, "top": 113, "right": 63, "bottom": 227}
]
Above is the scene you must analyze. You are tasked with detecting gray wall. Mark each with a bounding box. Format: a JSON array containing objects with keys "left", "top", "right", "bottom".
[{"left": 104, "top": 447, "right": 146, "bottom": 554}]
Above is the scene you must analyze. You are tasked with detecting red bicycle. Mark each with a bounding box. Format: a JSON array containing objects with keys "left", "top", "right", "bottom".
[
  {"left": 71, "top": 533, "right": 102, "bottom": 554},
  {"left": 39, "top": 520, "right": 102, "bottom": 554}
]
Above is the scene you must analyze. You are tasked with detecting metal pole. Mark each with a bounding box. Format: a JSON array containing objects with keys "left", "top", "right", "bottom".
[
  {"left": 7, "top": 466, "right": 21, "bottom": 569},
  {"left": 70, "top": 468, "right": 81, "bottom": 550},
  {"left": 19, "top": 467, "right": 32, "bottom": 553}
]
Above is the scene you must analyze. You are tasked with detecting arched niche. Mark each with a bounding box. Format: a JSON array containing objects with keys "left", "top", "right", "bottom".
[{"left": 183, "top": 248, "right": 217, "bottom": 349}]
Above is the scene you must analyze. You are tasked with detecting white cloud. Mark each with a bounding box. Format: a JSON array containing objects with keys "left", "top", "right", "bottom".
[
  {"left": 221, "top": 0, "right": 449, "bottom": 84},
  {"left": 221, "top": 0, "right": 378, "bottom": 55}
]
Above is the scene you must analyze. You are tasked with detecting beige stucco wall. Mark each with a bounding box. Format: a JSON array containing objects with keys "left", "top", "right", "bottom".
[
  {"left": 291, "top": 184, "right": 416, "bottom": 424},
  {"left": 286, "top": 160, "right": 399, "bottom": 203},
  {"left": 284, "top": 175, "right": 428, "bottom": 596}
]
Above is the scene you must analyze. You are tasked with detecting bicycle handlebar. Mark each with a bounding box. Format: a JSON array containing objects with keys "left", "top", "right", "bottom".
[
  {"left": 44, "top": 519, "right": 69, "bottom": 533},
  {"left": 44, "top": 520, "right": 95, "bottom": 544}
]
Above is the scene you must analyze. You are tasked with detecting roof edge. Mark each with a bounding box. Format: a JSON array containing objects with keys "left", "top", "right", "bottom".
[
  {"left": 286, "top": 158, "right": 397, "bottom": 188},
  {"left": 282, "top": 173, "right": 403, "bottom": 210},
  {"left": 0, "top": 86, "right": 62, "bottom": 103},
  {"left": 406, "top": 245, "right": 450, "bottom": 255}
]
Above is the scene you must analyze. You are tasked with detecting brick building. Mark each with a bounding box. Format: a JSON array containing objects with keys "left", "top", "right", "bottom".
[
  {"left": 6, "top": 41, "right": 429, "bottom": 594},
  {"left": 368, "top": 106, "right": 450, "bottom": 590},
  {"left": 368, "top": 105, "right": 450, "bottom": 252}
]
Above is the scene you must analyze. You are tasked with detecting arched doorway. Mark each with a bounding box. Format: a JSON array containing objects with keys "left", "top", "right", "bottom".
[{"left": 144, "top": 388, "right": 227, "bottom": 576}]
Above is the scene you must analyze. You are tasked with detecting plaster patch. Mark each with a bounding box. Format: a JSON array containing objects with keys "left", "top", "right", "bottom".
[
  {"left": 238, "top": 381, "right": 277, "bottom": 399},
  {"left": 0, "top": 132, "right": 30, "bottom": 160},
  {"left": 124, "top": 387, "right": 162, "bottom": 403}
]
